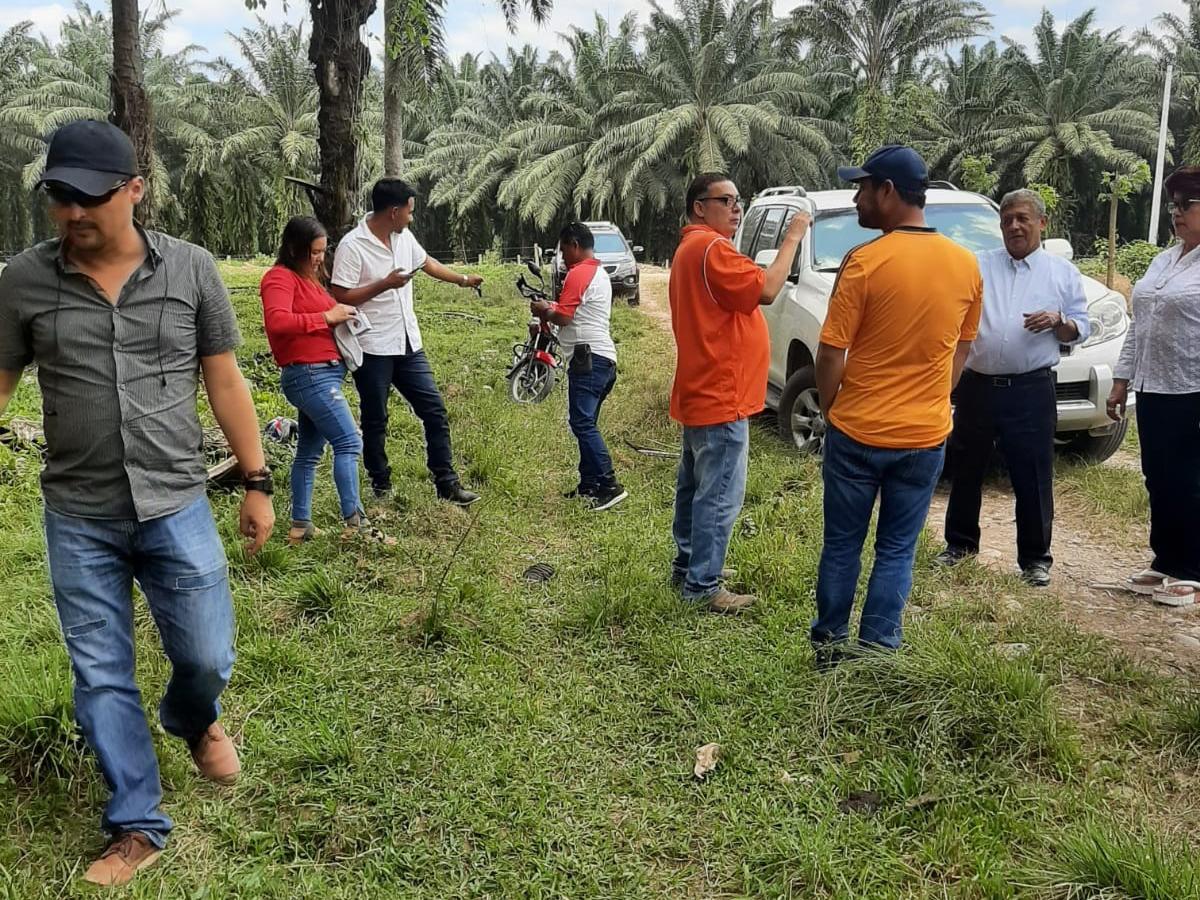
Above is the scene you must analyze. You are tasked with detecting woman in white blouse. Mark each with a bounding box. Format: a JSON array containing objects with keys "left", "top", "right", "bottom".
[{"left": 1108, "top": 166, "right": 1200, "bottom": 605}]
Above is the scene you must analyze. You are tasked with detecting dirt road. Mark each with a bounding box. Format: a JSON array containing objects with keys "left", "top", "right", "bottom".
[{"left": 638, "top": 268, "right": 1200, "bottom": 675}]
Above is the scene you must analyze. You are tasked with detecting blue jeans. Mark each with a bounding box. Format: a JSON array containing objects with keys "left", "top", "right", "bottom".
[
  {"left": 280, "top": 362, "right": 364, "bottom": 523},
  {"left": 814, "top": 425, "right": 944, "bottom": 650},
  {"left": 351, "top": 350, "right": 459, "bottom": 493},
  {"left": 567, "top": 356, "right": 618, "bottom": 493},
  {"left": 671, "top": 419, "right": 750, "bottom": 600},
  {"left": 44, "top": 495, "right": 235, "bottom": 848}
]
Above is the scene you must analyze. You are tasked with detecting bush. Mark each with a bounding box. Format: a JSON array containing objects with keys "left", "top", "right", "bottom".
[{"left": 1077, "top": 239, "right": 1162, "bottom": 284}]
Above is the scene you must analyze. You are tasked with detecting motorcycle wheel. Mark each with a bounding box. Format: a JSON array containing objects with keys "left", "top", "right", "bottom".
[{"left": 508, "top": 358, "right": 556, "bottom": 403}]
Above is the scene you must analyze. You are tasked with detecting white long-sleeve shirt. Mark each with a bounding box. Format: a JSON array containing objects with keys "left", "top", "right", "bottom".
[{"left": 1116, "top": 243, "right": 1200, "bottom": 393}]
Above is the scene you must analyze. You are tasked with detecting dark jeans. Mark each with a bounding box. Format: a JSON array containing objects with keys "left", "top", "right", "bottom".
[
  {"left": 1137, "top": 391, "right": 1200, "bottom": 581},
  {"left": 814, "top": 425, "right": 945, "bottom": 650},
  {"left": 944, "top": 368, "right": 1056, "bottom": 570},
  {"left": 567, "top": 356, "right": 618, "bottom": 493},
  {"left": 351, "top": 350, "right": 459, "bottom": 493}
]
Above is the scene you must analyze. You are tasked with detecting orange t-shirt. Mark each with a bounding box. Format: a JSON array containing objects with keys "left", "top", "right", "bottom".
[
  {"left": 820, "top": 227, "right": 982, "bottom": 449},
  {"left": 668, "top": 225, "right": 768, "bottom": 426}
]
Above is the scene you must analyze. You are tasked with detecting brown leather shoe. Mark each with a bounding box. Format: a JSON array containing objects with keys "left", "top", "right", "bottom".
[
  {"left": 83, "top": 832, "right": 162, "bottom": 886},
  {"left": 705, "top": 588, "right": 756, "bottom": 614},
  {"left": 189, "top": 722, "right": 240, "bottom": 785}
]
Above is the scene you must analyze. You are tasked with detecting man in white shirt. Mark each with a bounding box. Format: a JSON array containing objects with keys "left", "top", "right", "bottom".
[
  {"left": 938, "top": 188, "right": 1090, "bottom": 586},
  {"left": 331, "top": 178, "right": 483, "bottom": 505},
  {"left": 530, "top": 222, "right": 625, "bottom": 510}
]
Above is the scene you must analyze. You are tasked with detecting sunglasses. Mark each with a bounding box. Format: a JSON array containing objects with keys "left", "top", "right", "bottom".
[
  {"left": 698, "top": 194, "right": 744, "bottom": 209},
  {"left": 1167, "top": 198, "right": 1200, "bottom": 215},
  {"left": 43, "top": 181, "right": 127, "bottom": 208}
]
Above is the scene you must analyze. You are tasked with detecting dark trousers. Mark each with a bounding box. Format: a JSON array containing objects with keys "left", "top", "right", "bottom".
[
  {"left": 567, "top": 356, "right": 618, "bottom": 493},
  {"left": 944, "top": 368, "right": 1056, "bottom": 570},
  {"left": 351, "top": 350, "right": 459, "bottom": 492},
  {"left": 1137, "top": 391, "right": 1200, "bottom": 581}
]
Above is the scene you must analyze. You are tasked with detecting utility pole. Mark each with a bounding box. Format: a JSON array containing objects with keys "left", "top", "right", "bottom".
[{"left": 1149, "top": 62, "right": 1174, "bottom": 245}]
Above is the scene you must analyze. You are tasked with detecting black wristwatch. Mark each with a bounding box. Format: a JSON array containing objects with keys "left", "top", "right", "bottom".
[{"left": 243, "top": 467, "right": 274, "bottom": 496}]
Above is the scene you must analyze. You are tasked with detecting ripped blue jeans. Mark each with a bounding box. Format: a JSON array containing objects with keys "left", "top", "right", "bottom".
[{"left": 44, "top": 495, "right": 235, "bottom": 848}]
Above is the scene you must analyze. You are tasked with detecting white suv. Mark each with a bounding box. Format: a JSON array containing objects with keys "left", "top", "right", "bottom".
[{"left": 735, "top": 186, "right": 1133, "bottom": 463}]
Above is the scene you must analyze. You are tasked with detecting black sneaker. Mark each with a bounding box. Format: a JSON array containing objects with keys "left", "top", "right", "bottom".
[
  {"left": 1021, "top": 564, "right": 1051, "bottom": 588},
  {"left": 933, "top": 547, "right": 974, "bottom": 568},
  {"left": 438, "top": 484, "right": 481, "bottom": 507},
  {"left": 372, "top": 484, "right": 393, "bottom": 500},
  {"left": 588, "top": 483, "right": 628, "bottom": 511},
  {"left": 563, "top": 485, "right": 595, "bottom": 500}
]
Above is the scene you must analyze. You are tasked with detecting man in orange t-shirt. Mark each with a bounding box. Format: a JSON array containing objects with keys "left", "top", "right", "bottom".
[
  {"left": 668, "top": 173, "right": 809, "bottom": 613},
  {"left": 812, "top": 146, "right": 982, "bottom": 664}
]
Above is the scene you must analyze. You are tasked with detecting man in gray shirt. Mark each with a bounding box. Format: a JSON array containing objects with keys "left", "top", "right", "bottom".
[{"left": 0, "top": 121, "right": 275, "bottom": 886}]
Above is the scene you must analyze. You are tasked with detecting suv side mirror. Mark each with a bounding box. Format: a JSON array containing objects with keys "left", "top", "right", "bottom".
[
  {"left": 754, "top": 249, "right": 778, "bottom": 268},
  {"left": 1044, "top": 238, "right": 1073, "bottom": 260},
  {"left": 632, "top": 245, "right": 644, "bottom": 255}
]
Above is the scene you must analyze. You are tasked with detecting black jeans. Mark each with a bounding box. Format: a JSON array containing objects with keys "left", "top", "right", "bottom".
[
  {"left": 351, "top": 350, "right": 459, "bottom": 493},
  {"left": 944, "top": 368, "right": 1056, "bottom": 570},
  {"left": 1137, "top": 391, "right": 1200, "bottom": 581}
]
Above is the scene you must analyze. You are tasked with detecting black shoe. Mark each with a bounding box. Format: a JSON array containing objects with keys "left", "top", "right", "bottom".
[
  {"left": 439, "top": 484, "right": 481, "bottom": 507},
  {"left": 813, "top": 643, "right": 852, "bottom": 673},
  {"left": 563, "top": 485, "right": 596, "bottom": 500},
  {"left": 933, "top": 547, "right": 974, "bottom": 568},
  {"left": 588, "top": 483, "right": 628, "bottom": 511},
  {"left": 372, "top": 484, "right": 393, "bottom": 500},
  {"left": 1021, "top": 564, "right": 1051, "bottom": 588}
]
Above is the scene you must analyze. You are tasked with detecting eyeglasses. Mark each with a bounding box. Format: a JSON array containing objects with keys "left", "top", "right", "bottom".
[
  {"left": 43, "top": 181, "right": 127, "bottom": 208},
  {"left": 1167, "top": 198, "right": 1200, "bottom": 215},
  {"left": 698, "top": 194, "right": 744, "bottom": 209}
]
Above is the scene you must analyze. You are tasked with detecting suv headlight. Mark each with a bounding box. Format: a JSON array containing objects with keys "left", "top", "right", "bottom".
[{"left": 1081, "top": 293, "right": 1128, "bottom": 348}]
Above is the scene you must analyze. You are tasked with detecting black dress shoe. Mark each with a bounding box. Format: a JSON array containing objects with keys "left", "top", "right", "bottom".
[
  {"left": 1021, "top": 564, "right": 1051, "bottom": 588},
  {"left": 439, "top": 484, "right": 481, "bottom": 506},
  {"left": 933, "top": 547, "right": 974, "bottom": 567}
]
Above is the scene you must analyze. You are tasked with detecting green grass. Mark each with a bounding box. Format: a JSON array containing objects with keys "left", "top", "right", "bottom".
[{"left": 0, "top": 263, "right": 1197, "bottom": 897}]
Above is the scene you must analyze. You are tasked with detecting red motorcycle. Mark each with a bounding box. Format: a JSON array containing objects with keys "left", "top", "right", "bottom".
[{"left": 508, "top": 262, "right": 562, "bottom": 403}]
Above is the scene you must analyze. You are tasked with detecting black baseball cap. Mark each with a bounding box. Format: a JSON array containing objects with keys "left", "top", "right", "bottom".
[
  {"left": 837, "top": 145, "right": 929, "bottom": 192},
  {"left": 37, "top": 120, "right": 138, "bottom": 197}
]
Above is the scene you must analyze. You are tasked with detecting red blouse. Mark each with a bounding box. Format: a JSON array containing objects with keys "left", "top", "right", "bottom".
[{"left": 260, "top": 266, "right": 341, "bottom": 366}]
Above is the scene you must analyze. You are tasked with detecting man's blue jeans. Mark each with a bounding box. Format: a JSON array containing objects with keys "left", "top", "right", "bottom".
[
  {"left": 813, "top": 425, "right": 944, "bottom": 650},
  {"left": 44, "top": 495, "right": 235, "bottom": 848},
  {"left": 280, "top": 362, "right": 364, "bottom": 523},
  {"left": 671, "top": 419, "right": 750, "bottom": 600},
  {"left": 567, "top": 356, "right": 618, "bottom": 493}
]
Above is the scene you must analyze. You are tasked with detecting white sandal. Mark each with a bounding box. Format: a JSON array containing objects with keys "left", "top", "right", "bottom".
[
  {"left": 1152, "top": 579, "right": 1200, "bottom": 607},
  {"left": 1128, "top": 568, "right": 1167, "bottom": 595}
]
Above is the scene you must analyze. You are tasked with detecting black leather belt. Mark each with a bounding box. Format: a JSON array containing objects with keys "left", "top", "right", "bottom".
[{"left": 965, "top": 367, "right": 1051, "bottom": 388}]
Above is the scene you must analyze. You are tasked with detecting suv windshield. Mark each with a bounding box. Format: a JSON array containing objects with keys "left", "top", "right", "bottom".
[
  {"left": 812, "top": 202, "right": 1003, "bottom": 271},
  {"left": 593, "top": 233, "right": 628, "bottom": 255}
]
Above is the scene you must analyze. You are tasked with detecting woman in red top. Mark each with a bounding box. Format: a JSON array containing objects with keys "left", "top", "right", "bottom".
[{"left": 261, "top": 216, "right": 368, "bottom": 544}]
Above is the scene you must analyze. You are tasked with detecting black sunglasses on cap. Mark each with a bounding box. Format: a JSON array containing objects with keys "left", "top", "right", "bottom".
[{"left": 42, "top": 180, "right": 128, "bottom": 208}]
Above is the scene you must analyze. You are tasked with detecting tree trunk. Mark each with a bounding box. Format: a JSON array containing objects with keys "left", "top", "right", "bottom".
[
  {"left": 308, "top": 0, "right": 376, "bottom": 244},
  {"left": 1107, "top": 193, "right": 1118, "bottom": 289},
  {"left": 110, "top": 0, "right": 154, "bottom": 223},
  {"left": 383, "top": 0, "right": 405, "bottom": 176}
]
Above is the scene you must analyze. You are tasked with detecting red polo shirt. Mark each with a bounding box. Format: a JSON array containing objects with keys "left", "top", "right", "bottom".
[{"left": 260, "top": 266, "right": 340, "bottom": 366}]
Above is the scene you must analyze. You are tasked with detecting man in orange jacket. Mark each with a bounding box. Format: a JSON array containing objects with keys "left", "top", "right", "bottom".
[{"left": 668, "top": 173, "right": 809, "bottom": 612}]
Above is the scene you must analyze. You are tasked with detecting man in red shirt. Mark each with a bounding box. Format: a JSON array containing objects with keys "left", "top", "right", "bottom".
[
  {"left": 669, "top": 173, "right": 809, "bottom": 612},
  {"left": 531, "top": 222, "right": 624, "bottom": 510}
]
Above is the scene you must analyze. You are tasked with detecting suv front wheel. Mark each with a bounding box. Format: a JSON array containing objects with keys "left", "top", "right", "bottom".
[{"left": 778, "top": 365, "right": 824, "bottom": 454}]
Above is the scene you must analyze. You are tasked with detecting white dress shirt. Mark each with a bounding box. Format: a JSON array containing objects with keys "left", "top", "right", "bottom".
[
  {"left": 967, "top": 247, "right": 1090, "bottom": 376},
  {"left": 330, "top": 217, "right": 428, "bottom": 355},
  {"left": 1115, "top": 243, "right": 1200, "bottom": 393}
]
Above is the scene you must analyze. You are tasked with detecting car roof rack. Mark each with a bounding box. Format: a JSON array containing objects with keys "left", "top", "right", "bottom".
[
  {"left": 757, "top": 186, "right": 807, "bottom": 198},
  {"left": 928, "top": 180, "right": 959, "bottom": 190}
]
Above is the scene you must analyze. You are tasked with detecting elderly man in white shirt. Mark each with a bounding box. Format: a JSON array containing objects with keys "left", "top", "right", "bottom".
[
  {"left": 331, "top": 178, "right": 483, "bottom": 506},
  {"left": 937, "top": 188, "right": 1090, "bottom": 586}
]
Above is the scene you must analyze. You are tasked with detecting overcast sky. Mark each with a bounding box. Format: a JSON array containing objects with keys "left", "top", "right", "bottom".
[{"left": 0, "top": 0, "right": 1186, "bottom": 69}]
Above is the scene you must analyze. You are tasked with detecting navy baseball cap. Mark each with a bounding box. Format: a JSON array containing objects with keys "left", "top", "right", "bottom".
[
  {"left": 37, "top": 120, "right": 138, "bottom": 197},
  {"left": 837, "top": 145, "right": 929, "bottom": 192}
]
